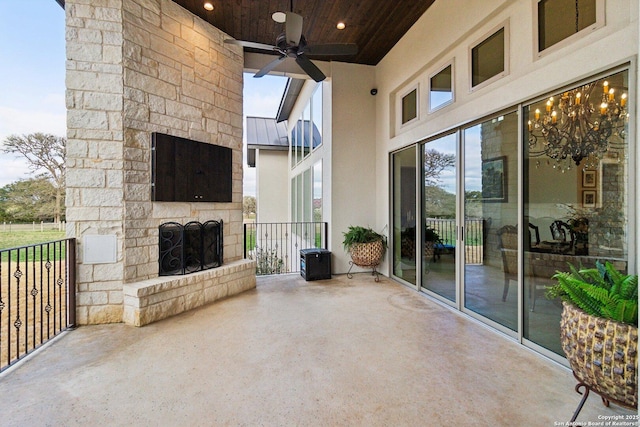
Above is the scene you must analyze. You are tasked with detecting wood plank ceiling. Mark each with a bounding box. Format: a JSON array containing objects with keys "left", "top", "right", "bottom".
[{"left": 171, "top": 0, "right": 436, "bottom": 65}]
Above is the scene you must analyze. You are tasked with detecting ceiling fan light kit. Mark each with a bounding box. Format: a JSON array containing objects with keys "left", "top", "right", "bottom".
[
  {"left": 272, "top": 11, "right": 286, "bottom": 23},
  {"left": 224, "top": 7, "right": 357, "bottom": 82}
]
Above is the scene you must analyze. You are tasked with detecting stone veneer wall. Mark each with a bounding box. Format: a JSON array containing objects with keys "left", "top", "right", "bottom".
[{"left": 65, "top": 0, "right": 250, "bottom": 325}]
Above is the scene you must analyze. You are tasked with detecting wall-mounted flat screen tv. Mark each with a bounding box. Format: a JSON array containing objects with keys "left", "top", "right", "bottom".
[{"left": 151, "top": 132, "right": 232, "bottom": 202}]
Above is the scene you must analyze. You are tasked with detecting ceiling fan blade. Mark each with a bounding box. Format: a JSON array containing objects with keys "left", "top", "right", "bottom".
[
  {"left": 285, "top": 12, "right": 303, "bottom": 46},
  {"left": 224, "top": 39, "right": 277, "bottom": 52},
  {"left": 295, "top": 55, "right": 326, "bottom": 82},
  {"left": 306, "top": 44, "right": 358, "bottom": 56},
  {"left": 254, "top": 56, "right": 287, "bottom": 78}
]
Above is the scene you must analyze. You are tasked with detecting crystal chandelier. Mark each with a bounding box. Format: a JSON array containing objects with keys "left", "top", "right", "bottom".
[{"left": 528, "top": 79, "right": 628, "bottom": 170}]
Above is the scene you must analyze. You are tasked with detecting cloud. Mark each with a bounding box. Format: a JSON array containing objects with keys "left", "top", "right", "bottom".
[
  {"left": 244, "top": 93, "right": 282, "bottom": 119},
  {"left": 243, "top": 169, "right": 256, "bottom": 196},
  {"left": 0, "top": 104, "right": 66, "bottom": 143},
  {"left": 0, "top": 100, "right": 65, "bottom": 186},
  {"left": 0, "top": 156, "right": 31, "bottom": 187}
]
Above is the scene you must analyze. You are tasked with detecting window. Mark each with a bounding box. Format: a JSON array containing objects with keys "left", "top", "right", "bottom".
[
  {"left": 401, "top": 88, "right": 418, "bottom": 124},
  {"left": 537, "top": 0, "right": 598, "bottom": 52},
  {"left": 296, "top": 173, "right": 303, "bottom": 222},
  {"left": 303, "top": 104, "right": 311, "bottom": 157},
  {"left": 291, "top": 166, "right": 318, "bottom": 223},
  {"left": 290, "top": 82, "right": 323, "bottom": 167},
  {"left": 311, "top": 84, "right": 323, "bottom": 149},
  {"left": 313, "top": 161, "right": 322, "bottom": 221},
  {"left": 429, "top": 63, "right": 454, "bottom": 111},
  {"left": 294, "top": 119, "right": 304, "bottom": 164},
  {"left": 471, "top": 26, "right": 506, "bottom": 89},
  {"left": 290, "top": 123, "right": 298, "bottom": 167}
]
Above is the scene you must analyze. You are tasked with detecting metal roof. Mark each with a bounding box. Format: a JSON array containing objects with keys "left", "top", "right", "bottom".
[
  {"left": 246, "top": 116, "right": 289, "bottom": 167},
  {"left": 276, "top": 78, "right": 305, "bottom": 123},
  {"left": 246, "top": 117, "right": 289, "bottom": 149}
]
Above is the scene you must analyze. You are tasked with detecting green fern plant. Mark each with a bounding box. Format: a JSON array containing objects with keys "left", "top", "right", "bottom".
[{"left": 546, "top": 261, "right": 638, "bottom": 326}]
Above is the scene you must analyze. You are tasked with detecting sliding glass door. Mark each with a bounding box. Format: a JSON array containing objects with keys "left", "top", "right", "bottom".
[
  {"left": 463, "top": 112, "right": 519, "bottom": 332},
  {"left": 390, "top": 67, "right": 632, "bottom": 359},
  {"left": 522, "top": 69, "right": 630, "bottom": 355},
  {"left": 421, "top": 133, "right": 457, "bottom": 302},
  {"left": 392, "top": 146, "right": 417, "bottom": 285}
]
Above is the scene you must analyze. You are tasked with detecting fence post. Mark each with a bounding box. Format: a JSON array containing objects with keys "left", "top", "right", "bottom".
[
  {"left": 67, "top": 238, "right": 77, "bottom": 328},
  {"left": 324, "top": 222, "right": 328, "bottom": 249},
  {"left": 243, "top": 223, "right": 247, "bottom": 259}
]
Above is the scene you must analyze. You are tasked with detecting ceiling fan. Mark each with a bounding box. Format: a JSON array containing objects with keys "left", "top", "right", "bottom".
[{"left": 224, "top": 4, "right": 357, "bottom": 82}]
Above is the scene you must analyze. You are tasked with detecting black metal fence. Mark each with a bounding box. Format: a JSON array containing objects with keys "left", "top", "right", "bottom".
[
  {"left": 0, "top": 238, "right": 76, "bottom": 372},
  {"left": 244, "top": 222, "right": 328, "bottom": 275},
  {"left": 425, "top": 218, "right": 485, "bottom": 264}
]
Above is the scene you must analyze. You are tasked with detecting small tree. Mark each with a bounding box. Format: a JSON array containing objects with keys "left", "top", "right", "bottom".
[
  {"left": 424, "top": 148, "right": 455, "bottom": 187},
  {"left": 243, "top": 196, "right": 256, "bottom": 216},
  {"left": 0, "top": 178, "right": 58, "bottom": 222},
  {"left": 2, "top": 133, "right": 65, "bottom": 223}
]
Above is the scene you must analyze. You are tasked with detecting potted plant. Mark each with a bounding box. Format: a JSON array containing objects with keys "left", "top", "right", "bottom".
[
  {"left": 546, "top": 261, "right": 638, "bottom": 420},
  {"left": 424, "top": 225, "right": 440, "bottom": 262},
  {"left": 343, "top": 226, "right": 387, "bottom": 280}
]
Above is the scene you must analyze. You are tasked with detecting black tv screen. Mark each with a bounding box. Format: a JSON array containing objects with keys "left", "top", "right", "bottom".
[{"left": 151, "top": 132, "right": 232, "bottom": 202}]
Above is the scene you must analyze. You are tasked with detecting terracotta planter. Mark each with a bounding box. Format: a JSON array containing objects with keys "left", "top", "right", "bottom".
[
  {"left": 349, "top": 240, "right": 384, "bottom": 267},
  {"left": 560, "top": 301, "right": 638, "bottom": 409}
]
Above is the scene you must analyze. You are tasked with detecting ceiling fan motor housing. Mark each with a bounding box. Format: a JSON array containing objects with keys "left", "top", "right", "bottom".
[{"left": 276, "top": 33, "right": 307, "bottom": 57}]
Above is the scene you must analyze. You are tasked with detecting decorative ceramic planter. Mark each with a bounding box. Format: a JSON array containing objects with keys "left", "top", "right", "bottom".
[{"left": 560, "top": 301, "right": 638, "bottom": 419}]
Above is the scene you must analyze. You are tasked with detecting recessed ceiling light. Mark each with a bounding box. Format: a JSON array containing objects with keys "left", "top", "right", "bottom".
[
  {"left": 272, "top": 12, "right": 286, "bottom": 23},
  {"left": 336, "top": 22, "right": 346, "bottom": 30},
  {"left": 204, "top": 2, "right": 214, "bottom": 11}
]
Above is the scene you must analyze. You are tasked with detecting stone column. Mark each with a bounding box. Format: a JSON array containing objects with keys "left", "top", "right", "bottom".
[
  {"left": 66, "top": 0, "right": 126, "bottom": 324},
  {"left": 65, "top": 0, "right": 245, "bottom": 325}
]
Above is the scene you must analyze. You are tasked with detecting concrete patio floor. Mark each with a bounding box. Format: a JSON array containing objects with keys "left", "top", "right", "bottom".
[{"left": 0, "top": 273, "right": 634, "bottom": 426}]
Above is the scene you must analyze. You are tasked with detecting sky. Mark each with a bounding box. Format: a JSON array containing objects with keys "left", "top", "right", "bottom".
[
  {"left": 0, "top": 0, "right": 66, "bottom": 185},
  {"left": 0, "top": 0, "right": 287, "bottom": 196}
]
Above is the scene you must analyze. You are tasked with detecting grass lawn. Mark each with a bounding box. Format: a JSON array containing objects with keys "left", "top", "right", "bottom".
[
  {"left": 0, "top": 230, "right": 67, "bottom": 251},
  {"left": 0, "top": 231, "right": 67, "bottom": 262}
]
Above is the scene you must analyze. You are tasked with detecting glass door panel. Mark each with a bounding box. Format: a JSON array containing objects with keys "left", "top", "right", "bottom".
[
  {"left": 523, "top": 69, "right": 630, "bottom": 355},
  {"left": 463, "top": 112, "right": 519, "bottom": 331},
  {"left": 392, "top": 147, "right": 417, "bottom": 285},
  {"left": 421, "top": 133, "right": 457, "bottom": 302}
]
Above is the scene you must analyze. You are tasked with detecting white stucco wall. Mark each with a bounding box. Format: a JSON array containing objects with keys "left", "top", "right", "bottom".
[
  {"left": 255, "top": 149, "right": 289, "bottom": 223},
  {"left": 276, "top": 61, "right": 377, "bottom": 274},
  {"left": 244, "top": 0, "right": 638, "bottom": 277},
  {"left": 373, "top": 0, "right": 639, "bottom": 275},
  {"left": 328, "top": 62, "right": 377, "bottom": 274}
]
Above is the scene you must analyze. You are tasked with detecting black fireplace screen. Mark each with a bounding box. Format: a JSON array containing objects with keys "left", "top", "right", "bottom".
[{"left": 159, "top": 220, "right": 223, "bottom": 276}]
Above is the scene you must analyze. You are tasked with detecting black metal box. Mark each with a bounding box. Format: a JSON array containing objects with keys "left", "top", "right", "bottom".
[{"left": 300, "top": 249, "right": 331, "bottom": 281}]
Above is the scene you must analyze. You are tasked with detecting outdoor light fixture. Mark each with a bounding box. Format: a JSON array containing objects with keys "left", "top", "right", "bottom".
[
  {"left": 336, "top": 22, "right": 346, "bottom": 30},
  {"left": 272, "top": 11, "right": 286, "bottom": 23},
  {"left": 528, "top": 79, "right": 628, "bottom": 170},
  {"left": 203, "top": 2, "right": 213, "bottom": 11}
]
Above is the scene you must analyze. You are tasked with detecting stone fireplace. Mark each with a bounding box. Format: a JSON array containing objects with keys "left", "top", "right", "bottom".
[
  {"left": 159, "top": 220, "right": 224, "bottom": 276},
  {"left": 65, "top": 0, "right": 255, "bottom": 326}
]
